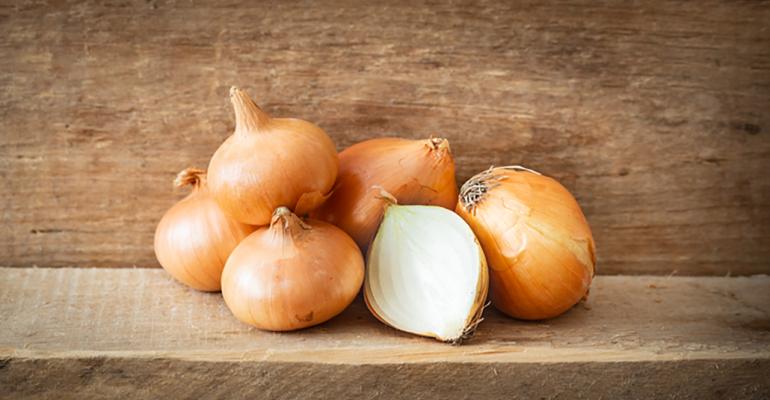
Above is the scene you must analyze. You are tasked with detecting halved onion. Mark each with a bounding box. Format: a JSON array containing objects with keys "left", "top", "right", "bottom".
[{"left": 364, "top": 202, "right": 488, "bottom": 343}]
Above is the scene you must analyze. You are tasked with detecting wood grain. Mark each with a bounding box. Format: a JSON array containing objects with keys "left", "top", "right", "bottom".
[
  {"left": 1, "top": 1, "right": 769, "bottom": 274},
  {"left": 1, "top": 268, "right": 769, "bottom": 398},
  {"left": 3, "top": 359, "right": 768, "bottom": 400}
]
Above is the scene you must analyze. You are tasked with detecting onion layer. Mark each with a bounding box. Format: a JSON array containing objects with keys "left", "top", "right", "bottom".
[
  {"left": 154, "top": 168, "right": 255, "bottom": 291},
  {"left": 208, "top": 87, "right": 338, "bottom": 225},
  {"left": 365, "top": 198, "right": 488, "bottom": 343},
  {"left": 456, "top": 166, "right": 596, "bottom": 320},
  {"left": 221, "top": 207, "right": 364, "bottom": 331},
  {"left": 313, "top": 137, "right": 457, "bottom": 249}
]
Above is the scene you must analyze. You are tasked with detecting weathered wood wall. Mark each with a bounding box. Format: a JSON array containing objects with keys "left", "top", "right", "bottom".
[{"left": 0, "top": 0, "right": 768, "bottom": 274}]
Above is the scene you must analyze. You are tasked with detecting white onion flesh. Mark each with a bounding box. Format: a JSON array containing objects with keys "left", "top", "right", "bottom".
[{"left": 364, "top": 205, "right": 488, "bottom": 343}]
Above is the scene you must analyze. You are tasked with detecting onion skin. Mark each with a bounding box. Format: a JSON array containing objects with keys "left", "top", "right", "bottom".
[
  {"left": 154, "top": 168, "right": 255, "bottom": 292},
  {"left": 313, "top": 137, "right": 458, "bottom": 249},
  {"left": 221, "top": 207, "right": 364, "bottom": 331},
  {"left": 208, "top": 87, "right": 338, "bottom": 225},
  {"left": 456, "top": 167, "right": 596, "bottom": 320}
]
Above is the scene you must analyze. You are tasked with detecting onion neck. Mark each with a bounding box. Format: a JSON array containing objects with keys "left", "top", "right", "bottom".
[
  {"left": 428, "top": 137, "right": 450, "bottom": 151},
  {"left": 174, "top": 167, "right": 206, "bottom": 191},
  {"left": 426, "top": 137, "right": 451, "bottom": 161},
  {"left": 372, "top": 186, "right": 398, "bottom": 206},
  {"left": 270, "top": 207, "right": 310, "bottom": 237},
  {"left": 230, "top": 86, "right": 271, "bottom": 136}
]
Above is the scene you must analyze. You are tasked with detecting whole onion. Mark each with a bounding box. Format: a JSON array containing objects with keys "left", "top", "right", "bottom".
[
  {"left": 208, "top": 87, "right": 338, "bottom": 225},
  {"left": 222, "top": 207, "right": 364, "bottom": 331},
  {"left": 154, "top": 168, "right": 255, "bottom": 291},
  {"left": 313, "top": 137, "right": 457, "bottom": 249},
  {"left": 456, "top": 166, "right": 596, "bottom": 320}
]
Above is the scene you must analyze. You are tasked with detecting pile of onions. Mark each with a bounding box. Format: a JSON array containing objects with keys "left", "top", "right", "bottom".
[
  {"left": 207, "top": 87, "right": 338, "bottom": 225},
  {"left": 456, "top": 166, "right": 596, "bottom": 320},
  {"left": 154, "top": 168, "right": 255, "bottom": 291},
  {"left": 154, "top": 86, "right": 599, "bottom": 340},
  {"left": 222, "top": 207, "right": 364, "bottom": 331},
  {"left": 313, "top": 137, "right": 457, "bottom": 249},
  {"left": 364, "top": 193, "right": 488, "bottom": 343}
]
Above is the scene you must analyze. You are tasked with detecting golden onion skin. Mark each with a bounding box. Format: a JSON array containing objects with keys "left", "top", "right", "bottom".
[
  {"left": 221, "top": 208, "right": 364, "bottom": 331},
  {"left": 313, "top": 137, "right": 458, "bottom": 249},
  {"left": 154, "top": 169, "right": 255, "bottom": 292},
  {"left": 208, "top": 87, "right": 338, "bottom": 225},
  {"left": 456, "top": 167, "right": 596, "bottom": 320}
]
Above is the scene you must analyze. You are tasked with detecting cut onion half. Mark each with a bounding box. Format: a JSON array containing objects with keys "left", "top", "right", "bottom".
[{"left": 364, "top": 203, "right": 489, "bottom": 344}]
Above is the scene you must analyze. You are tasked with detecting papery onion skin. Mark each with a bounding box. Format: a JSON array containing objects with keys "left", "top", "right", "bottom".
[
  {"left": 313, "top": 137, "right": 458, "bottom": 249},
  {"left": 208, "top": 87, "right": 338, "bottom": 225},
  {"left": 154, "top": 168, "right": 255, "bottom": 292},
  {"left": 221, "top": 207, "right": 364, "bottom": 331},
  {"left": 456, "top": 167, "right": 596, "bottom": 320}
]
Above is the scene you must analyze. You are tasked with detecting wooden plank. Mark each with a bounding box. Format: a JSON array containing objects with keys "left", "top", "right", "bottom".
[
  {"left": 0, "top": 1, "right": 769, "bottom": 275},
  {"left": 2, "top": 359, "right": 767, "bottom": 400},
  {"left": 1, "top": 268, "right": 769, "bottom": 398}
]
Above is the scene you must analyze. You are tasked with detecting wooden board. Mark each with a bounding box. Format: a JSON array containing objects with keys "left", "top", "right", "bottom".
[
  {"left": 1, "top": 1, "right": 769, "bottom": 275},
  {"left": 1, "top": 268, "right": 769, "bottom": 398}
]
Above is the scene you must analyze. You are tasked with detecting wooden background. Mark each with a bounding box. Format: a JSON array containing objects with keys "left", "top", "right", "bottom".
[{"left": 1, "top": 0, "right": 768, "bottom": 275}]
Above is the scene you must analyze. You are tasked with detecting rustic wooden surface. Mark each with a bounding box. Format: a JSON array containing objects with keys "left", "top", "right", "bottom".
[
  {"left": 3, "top": 359, "right": 769, "bottom": 400},
  {"left": 1, "top": 1, "right": 769, "bottom": 275},
  {"left": 1, "top": 268, "right": 769, "bottom": 398}
]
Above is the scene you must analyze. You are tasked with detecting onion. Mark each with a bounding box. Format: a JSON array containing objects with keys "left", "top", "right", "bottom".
[
  {"left": 154, "top": 168, "right": 255, "bottom": 291},
  {"left": 221, "top": 207, "right": 364, "bottom": 331},
  {"left": 313, "top": 137, "right": 457, "bottom": 249},
  {"left": 364, "top": 194, "right": 488, "bottom": 343},
  {"left": 456, "top": 166, "right": 596, "bottom": 320},
  {"left": 207, "top": 87, "right": 338, "bottom": 225}
]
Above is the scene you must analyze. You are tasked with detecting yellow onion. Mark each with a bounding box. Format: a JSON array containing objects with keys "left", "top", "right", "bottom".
[
  {"left": 313, "top": 137, "right": 457, "bottom": 249},
  {"left": 365, "top": 193, "right": 488, "bottom": 343},
  {"left": 154, "top": 168, "right": 255, "bottom": 291},
  {"left": 208, "top": 87, "right": 338, "bottom": 225},
  {"left": 221, "top": 207, "right": 364, "bottom": 331},
  {"left": 456, "top": 166, "right": 596, "bottom": 320}
]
